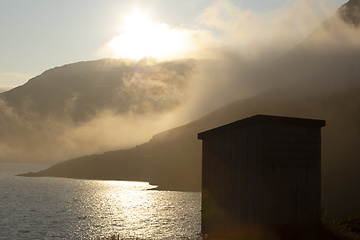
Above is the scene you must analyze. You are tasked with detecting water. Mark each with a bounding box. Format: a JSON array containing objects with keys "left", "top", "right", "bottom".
[{"left": 0, "top": 163, "right": 201, "bottom": 239}]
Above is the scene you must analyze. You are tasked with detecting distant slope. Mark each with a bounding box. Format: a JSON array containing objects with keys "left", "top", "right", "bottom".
[
  {"left": 0, "top": 58, "right": 198, "bottom": 162},
  {"left": 338, "top": 0, "right": 360, "bottom": 27},
  {"left": 0, "top": 58, "right": 195, "bottom": 122},
  {"left": 20, "top": 86, "right": 360, "bottom": 213},
  {"left": 18, "top": 0, "right": 360, "bottom": 216}
]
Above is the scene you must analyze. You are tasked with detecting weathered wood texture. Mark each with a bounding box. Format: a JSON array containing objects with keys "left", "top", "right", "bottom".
[{"left": 198, "top": 115, "right": 325, "bottom": 237}]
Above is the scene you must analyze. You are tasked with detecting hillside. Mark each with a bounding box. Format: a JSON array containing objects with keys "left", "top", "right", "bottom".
[
  {"left": 0, "top": 58, "right": 195, "bottom": 122},
  {"left": 0, "top": 58, "right": 199, "bottom": 162},
  {"left": 20, "top": 86, "right": 360, "bottom": 214},
  {"left": 17, "top": 0, "right": 360, "bottom": 216}
]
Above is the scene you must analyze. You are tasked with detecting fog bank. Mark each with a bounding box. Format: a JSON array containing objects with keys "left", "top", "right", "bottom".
[{"left": 1, "top": 0, "right": 360, "bottom": 163}]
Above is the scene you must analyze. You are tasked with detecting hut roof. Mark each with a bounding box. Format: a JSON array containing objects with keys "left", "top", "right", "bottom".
[{"left": 198, "top": 114, "right": 326, "bottom": 139}]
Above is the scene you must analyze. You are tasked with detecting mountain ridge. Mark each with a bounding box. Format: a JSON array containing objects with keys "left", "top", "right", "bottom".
[{"left": 14, "top": 0, "right": 360, "bottom": 217}]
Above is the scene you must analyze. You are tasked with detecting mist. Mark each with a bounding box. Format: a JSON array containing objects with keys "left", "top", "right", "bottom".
[
  {"left": 0, "top": 58, "right": 197, "bottom": 163},
  {"left": 0, "top": 86, "right": 13, "bottom": 93},
  {"left": 1, "top": 0, "right": 359, "bottom": 164}
]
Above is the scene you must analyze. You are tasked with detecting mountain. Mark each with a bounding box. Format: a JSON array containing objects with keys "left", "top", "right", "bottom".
[
  {"left": 17, "top": 0, "right": 360, "bottom": 216},
  {"left": 338, "top": 0, "right": 360, "bottom": 27},
  {"left": 19, "top": 85, "right": 360, "bottom": 214},
  {"left": 0, "top": 58, "right": 195, "bottom": 122},
  {"left": 0, "top": 58, "right": 199, "bottom": 162}
]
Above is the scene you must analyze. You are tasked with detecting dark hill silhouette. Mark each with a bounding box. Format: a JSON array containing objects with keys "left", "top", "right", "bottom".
[
  {"left": 20, "top": 86, "right": 360, "bottom": 216},
  {"left": 339, "top": 0, "right": 360, "bottom": 27},
  {"left": 18, "top": 0, "right": 360, "bottom": 216}
]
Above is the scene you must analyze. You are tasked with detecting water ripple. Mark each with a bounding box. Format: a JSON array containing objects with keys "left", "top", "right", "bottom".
[{"left": 0, "top": 163, "right": 201, "bottom": 239}]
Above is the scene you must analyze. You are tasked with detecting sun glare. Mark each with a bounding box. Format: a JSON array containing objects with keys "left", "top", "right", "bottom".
[
  {"left": 109, "top": 11, "right": 191, "bottom": 60},
  {"left": 123, "top": 12, "right": 150, "bottom": 32}
]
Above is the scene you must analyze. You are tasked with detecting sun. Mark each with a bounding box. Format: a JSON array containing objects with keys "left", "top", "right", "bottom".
[
  {"left": 123, "top": 11, "right": 150, "bottom": 32},
  {"left": 108, "top": 11, "right": 190, "bottom": 60}
]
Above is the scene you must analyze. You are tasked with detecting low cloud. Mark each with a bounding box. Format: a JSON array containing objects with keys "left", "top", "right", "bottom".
[
  {"left": 0, "top": 85, "right": 14, "bottom": 93},
  {"left": 0, "top": 72, "right": 34, "bottom": 87},
  {"left": 96, "top": 20, "right": 218, "bottom": 61},
  {"left": 0, "top": 59, "right": 198, "bottom": 163},
  {"left": 2, "top": 0, "right": 360, "bottom": 163},
  {"left": 97, "top": 0, "right": 341, "bottom": 62},
  {"left": 168, "top": 0, "right": 360, "bottom": 124},
  {"left": 198, "top": 0, "right": 338, "bottom": 60},
  {"left": 0, "top": 97, "right": 189, "bottom": 163}
]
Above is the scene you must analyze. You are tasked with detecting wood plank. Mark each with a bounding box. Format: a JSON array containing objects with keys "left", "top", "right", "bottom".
[
  {"left": 227, "top": 131, "right": 234, "bottom": 226},
  {"left": 251, "top": 123, "right": 261, "bottom": 228},
  {"left": 234, "top": 128, "right": 242, "bottom": 221},
  {"left": 309, "top": 128, "right": 320, "bottom": 136},
  {"left": 290, "top": 167, "right": 297, "bottom": 226},
  {"left": 274, "top": 166, "right": 281, "bottom": 227},
  {"left": 218, "top": 136, "right": 226, "bottom": 232},
  {"left": 227, "top": 131, "right": 236, "bottom": 227},
  {"left": 273, "top": 125, "right": 309, "bottom": 136},
  {"left": 201, "top": 136, "right": 212, "bottom": 234},
  {"left": 211, "top": 137, "right": 219, "bottom": 233},
  {"left": 263, "top": 141, "right": 318, "bottom": 152},
  {"left": 268, "top": 164, "right": 275, "bottom": 228},
  {"left": 201, "top": 138, "right": 207, "bottom": 234},
  {"left": 285, "top": 167, "right": 292, "bottom": 226},
  {"left": 240, "top": 127, "right": 247, "bottom": 223},
  {"left": 263, "top": 124, "right": 274, "bottom": 133},
  {"left": 298, "top": 167, "right": 305, "bottom": 227},
  {"left": 262, "top": 164, "right": 270, "bottom": 228},
  {"left": 263, "top": 133, "right": 317, "bottom": 143},
  {"left": 316, "top": 128, "right": 322, "bottom": 223},
  {"left": 205, "top": 137, "right": 212, "bottom": 234},
  {"left": 304, "top": 167, "right": 309, "bottom": 229},
  {"left": 246, "top": 125, "right": 254, "bottom": 225},
  {"left": 308, "top": 167, "right": 316, "bottom": 227},
  {"left": 219, "top": 134, "right": 225, "bottom": 207},
  {"left": 280, "top": 167, "right": 287, "bottom": 227},
  {"left": 209, "top": 137, "right": 216, "bottom": 234},
  {"left": 262, "top": 158, "right": 318, "bottom": 168},
  {"left": 256, "top": 123, "right": 264, "bottom": 227},
  {"left": 263, "top": 149, "right": 317, "bottom": 160},
  {"left": 251, "top": 124, "right": 259, "bottom": 227},
  {"left": 311, "top": 167, "right": 319, "bottom": 225}
]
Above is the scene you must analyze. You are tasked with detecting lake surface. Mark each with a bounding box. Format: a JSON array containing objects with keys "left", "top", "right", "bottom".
[{"left": 0, "top": 163, "right": 201, "bottom": 239}]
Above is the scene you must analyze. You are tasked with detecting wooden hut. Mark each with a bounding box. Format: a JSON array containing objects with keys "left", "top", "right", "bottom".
[{"left": 198, "top": 114, "right": 326, "bottom": 237}]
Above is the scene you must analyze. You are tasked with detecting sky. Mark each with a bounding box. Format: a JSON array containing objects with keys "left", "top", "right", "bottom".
[{"left": 0, "top": 0, "right": 347, "bottom": 91}]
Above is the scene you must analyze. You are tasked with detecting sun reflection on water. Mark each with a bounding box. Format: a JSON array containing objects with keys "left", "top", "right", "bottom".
[
  {"left": 100, "top": 181, "right": 168, "bottom": 238},
  {"left": 1, "top": 166, "right": 200, "bottom": 240},
  {"left": 78, "top": 180, "right": 200, "bottom": 239}
]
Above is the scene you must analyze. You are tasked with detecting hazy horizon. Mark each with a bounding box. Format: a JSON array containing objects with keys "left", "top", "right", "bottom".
[
  {"left": 1, "top": 0, "right": 360, "bottom": 164},
  {"left": 0, "top": 0, "right": 346, "bottom": 89}
]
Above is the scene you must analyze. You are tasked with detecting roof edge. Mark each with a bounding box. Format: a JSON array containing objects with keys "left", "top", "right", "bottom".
[{"left": 198, "top": 114, "right": 326, "bottom": 140}]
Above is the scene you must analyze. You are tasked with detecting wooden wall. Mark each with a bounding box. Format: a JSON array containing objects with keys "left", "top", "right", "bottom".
[
  {"left": 262, "top": 124, "right": 321, "bottom": 230},
  {"left": 199, "top": 115, "right": 325, "bottom": 237}
]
